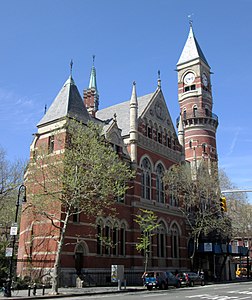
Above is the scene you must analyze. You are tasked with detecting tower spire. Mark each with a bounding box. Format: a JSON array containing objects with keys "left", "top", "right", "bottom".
[
  {"left": 129, "top": 81, "right": 138, "bottom": 165},
  {"left": 176, "top": 25, "right": 218, "bottom": 167},
  {"left": 188, "top": 13, "right": 194, "bottom": 28},
  {"left": 88, "top": 55, "right": 98, "bottom": 91},
  {"left": 83, "top": 55, "right": 99, "bottom": 117},
  {"left": 177, "top": 24, "right": 209, "bottom": 66},
  {"left": 157, "top": 70, "right": 161, "bottom": 88},
  {"left": 70, "top": 59, "right": 73, "bottom": 77}
]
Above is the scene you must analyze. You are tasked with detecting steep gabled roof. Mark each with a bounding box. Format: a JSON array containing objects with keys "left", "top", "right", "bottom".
[
  {"left": 96, "top": 93, "right": 154, "bottom": 136},
  {"left": 177, "top": 25, "right": 209, "bottom": 66},
  {"left": 37, "top": 76, "right": 90, "bottom": 127}
]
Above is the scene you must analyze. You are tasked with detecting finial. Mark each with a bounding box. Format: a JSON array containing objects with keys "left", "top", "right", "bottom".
[
  {"left": 44, "top": 104, "right": 47, "bottom": 115},
  {"left": 188, "top": 13, "right": 194, "bottom": 27},
  {"left": 70, "top": 59, "right": 73, "bottom": 76},
  {"left": 157, "top": 70, "right": 161, "bottom": 88},
  {"left": 92, "top": 55, "right": 95, "bottom": 65},
  {"left": 113, "top": 113, "right": 117, "bottom": 122},
  {"left": 133, "top": 81, "right": 136, "bottom": 86}
]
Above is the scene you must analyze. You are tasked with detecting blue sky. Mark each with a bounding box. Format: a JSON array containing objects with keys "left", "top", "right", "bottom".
[{"left": 0, "top": 0, "right": 252, "bottom": 198}]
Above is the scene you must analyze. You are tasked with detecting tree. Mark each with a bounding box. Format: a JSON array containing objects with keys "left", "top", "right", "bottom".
[
  {"left": 219, "top": 168, "right": 252, "bottom": 242},
  {"left": 134, "top": 209, "right": 160, "bottom": 273},
  {"left": 163, "top": 161, "right": 231, "bottom": 269},
  {"left": 0, "top": 146, "right": 24, "bottom": 283},
  {"left": 25, "top": 120, "right": 134, "bottom": 294},
  {"left": 0, "top": 146, "right": 24, "bottom": 223}
]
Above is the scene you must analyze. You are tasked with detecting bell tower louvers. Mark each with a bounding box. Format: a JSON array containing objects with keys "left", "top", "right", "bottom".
[{"left": 176, "top": 24, "right": 218, "bottom": 170}]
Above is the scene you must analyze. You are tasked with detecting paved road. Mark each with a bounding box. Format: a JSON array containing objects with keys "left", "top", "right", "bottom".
[{"left": 39, "top": 282, "right": 252, "bottom": 300}]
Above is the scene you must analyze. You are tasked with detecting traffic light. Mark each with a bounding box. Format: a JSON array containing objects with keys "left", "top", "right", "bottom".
[{"left": 220, "top": 196, "right": 227, "bottom": 212}]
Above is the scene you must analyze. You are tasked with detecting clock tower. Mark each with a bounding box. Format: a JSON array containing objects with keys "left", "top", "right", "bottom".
[{"left": 176, "top": 24, "right": 218, "bottom": 169}]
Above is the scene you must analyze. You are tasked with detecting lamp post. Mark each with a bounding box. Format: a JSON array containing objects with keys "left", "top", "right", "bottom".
[{"left": 4, "top": 184, "right": 26, "bottom": 297}]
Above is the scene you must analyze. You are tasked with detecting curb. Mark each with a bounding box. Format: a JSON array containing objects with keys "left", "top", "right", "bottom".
[{"left": 0, "top": 287, "right": 146, "bottom": 300}]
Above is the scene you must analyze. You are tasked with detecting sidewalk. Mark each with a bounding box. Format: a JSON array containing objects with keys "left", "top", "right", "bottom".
[{"left": 0, "top": 285, "right": 145, "bottom": 300}]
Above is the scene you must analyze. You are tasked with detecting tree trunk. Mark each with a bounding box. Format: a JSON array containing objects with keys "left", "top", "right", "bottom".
[
  {"left": 50, "top": 210, "right": 70, "bottom": 295},
  {"left": 144, "top": 251, "right": 148, "bottom": 273}
]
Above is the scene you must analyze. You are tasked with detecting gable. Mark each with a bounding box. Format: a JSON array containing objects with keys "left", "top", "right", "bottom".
[
  {"left": 96, "top": 93, "right": 154, "bottom": 137},
  {"left": 103, "top": 120, "right": 130, "bottom": 158},
  {"left": 140, "top": 89, "right": 177, "bottom": 137}
]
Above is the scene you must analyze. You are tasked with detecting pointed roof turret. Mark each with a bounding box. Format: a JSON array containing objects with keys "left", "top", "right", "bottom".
[
  {"left": 177, "top": 24, "right": 209, "bottom": 66},
  {"left": 37, "top": 75, "right": 90, "bottom": 127},
  {"left": 177, "top": 114, "right": 184, "bottom": 147},
  {"left": 130, "top": 81, "right": 138, "bottom": 106},
  {"left": 88, "top": 55, "right": 98, "bottom": 93}
]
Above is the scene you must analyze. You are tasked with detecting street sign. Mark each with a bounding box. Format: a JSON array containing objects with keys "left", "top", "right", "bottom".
[
  {"left": 204, "top": 242, "right": 213, "bottom": 252},
  {"left": 10, "top": 226, "right": 18, "bottom": 236},
  {"left": 5, "top": 247, "right": 13, "bottom": 257}
]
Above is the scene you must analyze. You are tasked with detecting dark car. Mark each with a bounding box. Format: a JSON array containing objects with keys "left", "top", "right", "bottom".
[
  {"left": 165, "top": 271, "right": 181, "bottom": 288},
  {"left": 176, "top": 272, "right": 205, "bottom": 287}
]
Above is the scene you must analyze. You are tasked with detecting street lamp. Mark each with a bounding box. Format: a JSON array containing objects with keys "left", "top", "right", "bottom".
[{"left": 4, "top": 184, "right": 26, "bottom": 297}]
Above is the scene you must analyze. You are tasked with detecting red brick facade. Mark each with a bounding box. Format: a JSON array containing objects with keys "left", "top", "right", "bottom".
[{"left": 17, "top": 26, "right": 217, "bottom": 286}]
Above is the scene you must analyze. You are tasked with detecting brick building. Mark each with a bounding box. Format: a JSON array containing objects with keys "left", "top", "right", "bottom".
[{"left": 17, "top": 25, "right": 218, "bottom": 286}]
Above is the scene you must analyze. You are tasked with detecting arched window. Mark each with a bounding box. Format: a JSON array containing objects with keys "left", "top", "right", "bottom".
[
  {"left": 96, "top": 220, "right": 103, "bottom": 255},
  {"left": 202, "top": 143, "right": 207, "bottom": 153},
  {"left": 104, "top": 221, "right": 112, "bottom": 255},
  {"left": 75, "top": 244, "right": 84, "bottom": 275},
  {"left": 157, "top": 222, "right": 166, "bottom": 257},
  {"left": 120, "top": 223, "right": 126, "bottom": 256},
  {"left": 141, "top": 158, "right": 152, "bottom": 200},
  {"left": 205, "top": 106, "right": 210, "bottom": 117},
  {"left": 183, "top": 109, "right": 187, "bottom": 120},
  {"left": 171, "top": 224, "right": 180, "bottom": 258},
  {"left": 147, "top": 121, "right": 153, "bottom": 139},
  {"left": 193, "top": 106, "right": 197, "bottom": 117},
  {"left": 112, "top": 223, "right": 119, "bottom": 256},
  {"left": 156, "top": 164, "right": 164, "bottom": 203},
  {"left": 189, "top": 140, "right": 192, "bottom": 148}
]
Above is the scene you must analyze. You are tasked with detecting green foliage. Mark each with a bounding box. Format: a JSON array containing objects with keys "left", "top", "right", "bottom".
[
  {"left": 134, "top": 209, "right": 160, "bottom": 272},
  {"left": 0, "top": 146, "right": 24, "bottom": 283},
  {"left": 62, "top": 120, "right": 133, "bottom": 216},
  {"left": 27, "top": 119, "right": 134, "bottom": 293},
  {"left": 219, "top": 168, "right": 252, "bottom": 239},
  {"left": 0, "top": 146, "right": 24, "bottom": 225},
  {"left": 163, "top": 161, "right": 231, "bottom": 259}
]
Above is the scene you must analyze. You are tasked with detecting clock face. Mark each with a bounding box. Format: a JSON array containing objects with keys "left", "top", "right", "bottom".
[
  {"left": 202, "top": 74, "right": 208, "bottom": 87},
  {"left": 184, "top": 72, "right": 195, "bottom": 85}
]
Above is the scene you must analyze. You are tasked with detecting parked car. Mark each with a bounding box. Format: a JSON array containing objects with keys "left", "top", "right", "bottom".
[
  {"left": 143, "top": 271, "right": 181, "bottom": 290},
  {"left": 176, "top": 272, "right": 205, "bottom": 287},
  {"left": 143, "top": 271, "right": 168, "bottom": 290},
  {"left": 165, "top": 271, "right": 181, "bottom": 288}
]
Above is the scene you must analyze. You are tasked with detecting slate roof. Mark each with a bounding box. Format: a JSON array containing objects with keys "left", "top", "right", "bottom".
[
  {"left": 177, "top": 25, "right": 209, "bottom": 66},
  {"left": 96, "top": 92, "right": 154, "bottom": 136},
  {"left": 37, "top": 76, "right": 90, "bottom": 127}
]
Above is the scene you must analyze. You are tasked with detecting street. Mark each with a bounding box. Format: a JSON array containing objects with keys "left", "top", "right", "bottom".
[{"left": 41, "top": 282, "right": 252, "bottom": 300}]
